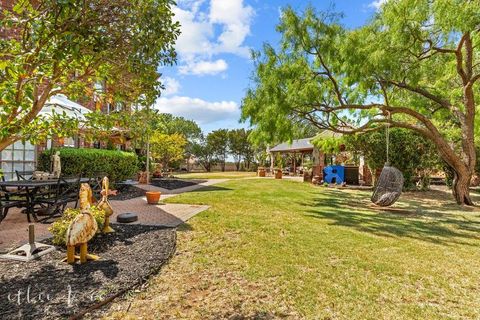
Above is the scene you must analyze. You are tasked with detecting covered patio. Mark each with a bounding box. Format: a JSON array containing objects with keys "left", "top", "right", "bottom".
[{"left": 269, "top": 138, "right": 321, "bottom": 176}]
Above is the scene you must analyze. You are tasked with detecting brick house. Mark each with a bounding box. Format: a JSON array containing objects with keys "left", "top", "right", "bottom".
[{"left": 0, "top": 0, "right": 132, "bottom": 180}]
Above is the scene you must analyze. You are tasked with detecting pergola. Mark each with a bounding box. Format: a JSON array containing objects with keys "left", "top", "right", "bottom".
[{"left": 269, "top": 138, "right": 316, "bottom": 175}]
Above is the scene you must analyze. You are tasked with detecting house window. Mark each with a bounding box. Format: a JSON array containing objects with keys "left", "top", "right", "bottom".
[{"left": 0, "top": 141, "right": 36, "bottom": 180}]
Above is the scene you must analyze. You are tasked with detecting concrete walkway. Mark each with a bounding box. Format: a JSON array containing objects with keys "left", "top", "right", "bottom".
[{"left": 0, "top": 179, "right": 227, "bottom": 252}]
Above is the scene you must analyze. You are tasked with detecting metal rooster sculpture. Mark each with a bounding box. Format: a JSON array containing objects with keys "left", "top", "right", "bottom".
[
  {"left": 97, "top": 177, "right": 115, "bottom": 233},
  {"left": 66, "top": 183, "right": 99, "bottom": 264}
]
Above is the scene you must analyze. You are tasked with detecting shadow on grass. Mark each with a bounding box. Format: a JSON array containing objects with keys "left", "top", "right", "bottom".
[
  {"left": 193, "top": 185, "right": 233, "bottom": 192},
  {"left": 298, "top": 189, "right": 480, "bottom": 246},
  {"left": 177, "top": 223, "right": 194, "bottom": 232}
]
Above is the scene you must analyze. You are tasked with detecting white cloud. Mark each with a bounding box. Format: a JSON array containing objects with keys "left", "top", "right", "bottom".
[
  {"left": 154, "top": 96, "right": 239, "bottom": 124},
  {"left": 172, "top": 6, "right": 214, "bottom": 60},
  {"left": 173, "top": 0, "right": 254, "bottom": 76},
  {"left": 369, "top": 0, "right": 387, "bottom": 10},
  {"left": 209, "top": 0, "right": 254, "bottom": 57},
  {"left": 178, "top": 59, "right": 228, "bottom": 76},
  {"left": 161, "top": 77, "right": 181, "bottom": 96}
]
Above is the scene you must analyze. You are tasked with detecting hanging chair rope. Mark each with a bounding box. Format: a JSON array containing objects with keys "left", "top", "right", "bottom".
[
  {"left": 385, "top": 112, "right": 390, "bottom": 165},
  {"left": 370, "top": 111, "right": 404, "bottom": 207}
]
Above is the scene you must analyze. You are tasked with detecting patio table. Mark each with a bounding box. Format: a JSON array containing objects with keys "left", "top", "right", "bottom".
[{"left": 0, "top": 178, "right": 89, "bottom": 222}]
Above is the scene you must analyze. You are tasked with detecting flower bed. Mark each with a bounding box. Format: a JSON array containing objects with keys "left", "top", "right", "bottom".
[{"left": 0, "top": 224, "right": 176, "bottom": 319}]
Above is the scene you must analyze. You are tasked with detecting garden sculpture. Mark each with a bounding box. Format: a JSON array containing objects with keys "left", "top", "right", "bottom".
[
  {"left": 66, "top": 183, "right": 99, "bottom": 264},
  {"left": 97, "top": 176, "right": 115, "bottom": 233},
  {"left": 371, "top": 113, "right": 404, "bottom": 207},
  {"left": 138, "top": 171, "right": 148, "bottom": 184},
  {"left": 51, "top": 151, "right": 61, "bottom": 178}
]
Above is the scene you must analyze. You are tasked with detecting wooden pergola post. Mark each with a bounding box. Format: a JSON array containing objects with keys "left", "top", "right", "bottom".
[{"left": 293, "top": 151, "right": 296, "bottom": 176}]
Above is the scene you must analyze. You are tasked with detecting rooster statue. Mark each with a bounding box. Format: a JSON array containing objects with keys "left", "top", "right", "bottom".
[
  {"left": 97, "top": 176, "right": 115, "bottom": 233},
  {"left": 66, "top": 183, "right": 99, "bottom": 264}
]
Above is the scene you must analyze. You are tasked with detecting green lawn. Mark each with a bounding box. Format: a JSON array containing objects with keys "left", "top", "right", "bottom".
[
  {"left": 105, "top": 179, "right": 480, "bottom": 319},
  {"left": 176, "top": 171, "right": 257, "bottom": 179}
]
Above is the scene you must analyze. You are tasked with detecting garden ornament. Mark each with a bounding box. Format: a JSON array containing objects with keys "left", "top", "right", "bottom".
[
  {"left": 52, "top": 151, "right": 61, "bottom": 178},
  {"left": 97, "top": 177, "right": 115, "bottom": 233},
  {"left": 65, "top": 183, "right": 99, "bottom": 264}
]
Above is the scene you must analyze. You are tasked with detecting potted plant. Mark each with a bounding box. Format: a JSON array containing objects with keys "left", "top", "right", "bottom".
[
  {"left": 275, "top": 168, "right": 282, "bottom": 179},
  {"left": 274, "top": 153, "right": 283, "bottom": 179},
  {"left": 146, "top": 191, "right": 161, "bottom": 204},
  {"left": 303, "top": 160, "right": 313, "bottom": 183},
  {"left": 257, "top": 166, "right": 266, "bottom": 177}
]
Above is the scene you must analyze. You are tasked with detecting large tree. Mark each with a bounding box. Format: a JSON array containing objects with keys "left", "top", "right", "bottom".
[
  {"left": 228, "top": 128, "right": 250, "bottom": 171},
  {"left": 207, "top": 129, "right": 229, "bottom": 172},
  {"left": 242, "top": 1, "right": 480, "bottom": 205},
  {"left": 191, "top": 135, "right": 217, "bottom": 172},
  {"left": 150, "top": 132, "right": 187, "bottom": 170},
  {"left": 0, "top": 0, "right": 179, "bottom": 150}
]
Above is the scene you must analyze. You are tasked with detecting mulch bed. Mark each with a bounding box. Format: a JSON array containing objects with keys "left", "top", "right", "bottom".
[
  {"left": 150, "top": 178, "right": 199, "bottom": 190},
  {"left": 0, "top": 224, "right": 176, "bottom": 320},
  {"left": 110, "top": 185, "right": 146, "bottom": 201}
]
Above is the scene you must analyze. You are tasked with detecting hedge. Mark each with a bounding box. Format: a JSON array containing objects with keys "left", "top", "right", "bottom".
[{"left": 38, "top": 148, "right": 139, "bottom": 182}]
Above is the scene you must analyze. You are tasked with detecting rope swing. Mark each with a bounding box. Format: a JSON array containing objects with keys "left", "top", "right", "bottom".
[{"left": 370, "top": 112, "right": 404, "bottom": 207}]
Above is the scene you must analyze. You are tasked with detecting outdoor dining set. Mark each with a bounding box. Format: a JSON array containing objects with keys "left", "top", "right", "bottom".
[{"left": 0, "top": 171, "right": 106, "bottom": 224}]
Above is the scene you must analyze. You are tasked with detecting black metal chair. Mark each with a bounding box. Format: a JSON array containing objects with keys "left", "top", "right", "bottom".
[
  {"left": 15, "top": 170, "right": 34, "bottom": 181},
  {"left": 89, "top": 172, "right": 108, "bottom": 202},
  {"left": 0, "top": 176, "right": 28, "bottom": 223},
  {"left": 32, "top": 175, "right": 82, "bottom": 223}
]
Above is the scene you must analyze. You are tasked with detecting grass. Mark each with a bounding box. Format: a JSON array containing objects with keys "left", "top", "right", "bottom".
[
  {"left": 176, "top": 171, "right": 257, "bottom": 180},
  {"left": 104, "top": 179, "right": 480, "bottom": 319}
]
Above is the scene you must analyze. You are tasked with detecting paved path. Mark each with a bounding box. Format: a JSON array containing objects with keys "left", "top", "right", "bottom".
[{"left": 0, "top": 179, "right": 227, "bottom": 253}]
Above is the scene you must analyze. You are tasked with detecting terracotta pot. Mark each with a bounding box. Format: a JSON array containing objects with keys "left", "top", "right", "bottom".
[
  {"left": 303, "top": 171, "right": 312, "bottom": 183},
  {"left": 146, "top": 191, "right": 161, "bottom": 204},
  {"left": 258, "top": 167, "right": 266, "bottom": 177},
  {"left": 275, "top": 169, "right": 282, "bottom": 179}
]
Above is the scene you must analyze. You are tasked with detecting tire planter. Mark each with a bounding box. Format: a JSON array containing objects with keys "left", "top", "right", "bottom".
[
  {"left": 117, "top": 212, "right": 139, "bottom": 223},
  {"left": 146, "top": 191, "right": 161, "bottom": 204}
]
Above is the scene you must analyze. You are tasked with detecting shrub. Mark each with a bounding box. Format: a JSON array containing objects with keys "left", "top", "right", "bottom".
[
  {"left": 49, "top": 207, "right": 105, "bottom": 246},
  {"left": 343, "top": 128, "right": 440, "bottom": 190},
  {"left": 38, "top": 148, "right": 139, "bottom": 182}
]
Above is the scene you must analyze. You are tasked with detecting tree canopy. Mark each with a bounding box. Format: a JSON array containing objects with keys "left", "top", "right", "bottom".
[
  {"left": 241, "top": 1, "right": 480, "bottom": 204},
  {"left": 0, "top": 0, "right": 179, "bottom": 150},
  {"left": 150, "top": 132, "right": 187, "bottom": 170}
]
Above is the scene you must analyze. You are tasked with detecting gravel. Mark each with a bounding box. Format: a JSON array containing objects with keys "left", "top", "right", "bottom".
[
  {"left": 0, "top": 224, "right": 176, "bottom": 320},
  {"left": 149, "top": 178, "right": 199, "bottom": 190},
  {"left": 109, "top": 185, "right": 146, "bottom": 201}
]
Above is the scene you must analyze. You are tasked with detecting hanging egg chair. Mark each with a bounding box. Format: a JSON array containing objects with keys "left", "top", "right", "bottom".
[
  {"left": 370, "top": 112, "right": 404, "bottom": 207},
  {"left": 371, "top": 164, "right": 404, "bottom": 207}
]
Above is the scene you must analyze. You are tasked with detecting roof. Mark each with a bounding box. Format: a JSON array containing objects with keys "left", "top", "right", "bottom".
[
  {"left": 40, "top": 94, "right": 91, "bottom": 121},
  {"left": 270, "top": 137, "right": 314, "bottom": 152}
]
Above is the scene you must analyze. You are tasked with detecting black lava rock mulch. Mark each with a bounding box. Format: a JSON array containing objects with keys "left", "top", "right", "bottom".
[
  {"left": 109, "top": 185, "right": 146, "bottom": 201},
  {"left": 0, "top": 224, "right": 176, "bottom": 320},
  {"left": 149, "top": 178, "right": 200, "bottom": 190}
]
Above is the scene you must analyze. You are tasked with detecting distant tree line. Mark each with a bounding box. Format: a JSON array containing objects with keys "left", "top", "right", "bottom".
[
  {"left": 125, "top": 110, "right": 259, "bottom": 172},
  {"left": 192, "top": 128, "right": 258, "bottom": 172}
]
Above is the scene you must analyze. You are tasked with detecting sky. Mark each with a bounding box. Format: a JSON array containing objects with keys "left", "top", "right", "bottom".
[{"left": 155, "top": 0, "right": 386, "bottom": 133}]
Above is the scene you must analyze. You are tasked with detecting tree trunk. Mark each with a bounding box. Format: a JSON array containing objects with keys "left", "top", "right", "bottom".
[
  {"left": 452, "top": 169, "right": 474, "bottom": 205},
  {"left": 0, "top": 137, "right": 15, "bottom": 152}
]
